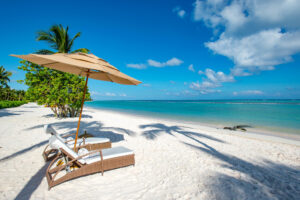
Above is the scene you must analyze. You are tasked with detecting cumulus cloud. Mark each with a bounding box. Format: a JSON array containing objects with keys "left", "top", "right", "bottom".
[
  {"left": 206, "top": 29, "right": 300, "bottom": 76},
  {"left": 193, "top": 0, "right": 300, "bottom": 76},
  {"left": 188, "top": 64, "right": 195, "bottom": 72},
  {"left": 128, "top": 57, "right": 183, "bottom": 69},
  {"left": 204, "top": 68, "right": 234, "bottom": 83},
  {"left": 190, "top": 68, "right": 233, "bottom": 94},
  {"left": 126, "top": 63, "right": 147, "bottom": 69},
  {"left": 148, "top": 57, "right": 183, "bottom": 67}
]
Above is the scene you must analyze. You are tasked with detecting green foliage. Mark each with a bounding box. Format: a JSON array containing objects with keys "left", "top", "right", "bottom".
[
  {"left": 0, "top": 66, "right": 26, "bottom": 102},
  {"left": 0, "top": 66, "right": 12, "bottom": 88},
  {"left": 0, "top": 101, "right": 27, "bottom": 109},
  {"left": 0, "top": 87, "right": 26, "bottom": 101},
  {"left": 19, "top": 60, "right": 91, "bottom": 117}
]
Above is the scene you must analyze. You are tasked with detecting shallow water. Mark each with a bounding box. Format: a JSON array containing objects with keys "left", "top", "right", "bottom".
[{"left": 86, "top": 100, "right": 300, "bottom": 136}]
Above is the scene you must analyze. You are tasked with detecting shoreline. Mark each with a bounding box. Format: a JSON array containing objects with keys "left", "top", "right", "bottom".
[{"left": 85, "top": 105, "right": 300, "bottom": 145}]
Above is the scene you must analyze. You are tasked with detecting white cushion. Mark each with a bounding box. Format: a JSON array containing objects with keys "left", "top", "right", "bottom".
[
  {"left": 84, "top": 146, "right": 134, "bottom": 165},
  {"left": 49, "top": 136, "right": 86, "bottom": 164},
  {"left": 45, "top": 124, "right": 110, "bottom": 145},
  {"left": 66, "top": 137, "right": 109, "bottom": 147},
  {"left": 78, "top": 148, "right": 89, "bottom": 159}
]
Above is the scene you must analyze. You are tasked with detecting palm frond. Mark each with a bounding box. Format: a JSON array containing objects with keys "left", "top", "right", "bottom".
[
  {"left": 72, "top": 48, "right": 90, "bottom": 53},
  {"left": 36, "top": 24, "right": 89, "bottom": 54},
  {"left": 68, "top": 32, "right": 81, "bottom": 52},
  {"left": 35, "top": 49, "right": 55, "bottom": 55}
]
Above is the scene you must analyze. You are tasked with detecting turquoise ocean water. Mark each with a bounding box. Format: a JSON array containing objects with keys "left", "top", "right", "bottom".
[{"left": 85, "top": 100, "right": 300, "bottom": 136}]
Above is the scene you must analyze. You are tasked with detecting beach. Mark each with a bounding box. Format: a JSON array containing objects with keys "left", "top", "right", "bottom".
[{"left": 0, "top": 103, "right": 299, "bottom": 199}]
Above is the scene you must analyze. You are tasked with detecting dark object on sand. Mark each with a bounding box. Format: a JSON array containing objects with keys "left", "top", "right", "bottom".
[
  {"left": 79, "top": 130, "right": 94, "bottom": 138},
  {"left": 224, "top": 125, "right": 251, "bottom": 131}
]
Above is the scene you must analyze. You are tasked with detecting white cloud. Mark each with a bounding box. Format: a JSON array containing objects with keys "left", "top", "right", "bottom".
[
  {"left": 170, "top": 80, "right": 176, "bottom": 84},
  {"left": 193, "top": 0, "right": 300, "bottom": 76},
  {"left": 126, "top": 63, "right": 147, "bottom": 69},
  {"left": 190, "top": 68, "right": 234, "bottom": 94},
  {"left": 91, "top": 91, "right": 127, "bottom": 97},
  {"left": 233, "top": 90, "right": 263, "bottom": 95},
  {"left": 105, "top": 92, "right": 116, "bottom": 97},
  {"left": 142, "top": 83, "right": 151, "bottom": 87},
  {"left": 178, "top": 10, "right": 186, "bottom": 18},
  {"left": 90, "top": 91, "right": 100, "bottom": 96},
  {"left": 188, "top": 64, "right": 195, "bottom": 72},
  {"left": 206, "top": 29, "right": 300, "bottom": 76},
  {"left": 147, "top": 57, "right": 183, "bottom": 67},
  {"left": 204, "top": 68, "right": 234, "bottom": 83},
  {"left": 128, "top": 57, "right": 183, "bottom": 69},
  {"left": 173, "top": 6, "right": 186, "bottom": 18},
  {"left": 166, "top": 90, "right": 198, "bottom": 96}
]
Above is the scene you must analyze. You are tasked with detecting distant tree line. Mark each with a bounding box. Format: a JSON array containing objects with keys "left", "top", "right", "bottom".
[{"left": 0, "top": 66, "right": 26, "bottom": 101}]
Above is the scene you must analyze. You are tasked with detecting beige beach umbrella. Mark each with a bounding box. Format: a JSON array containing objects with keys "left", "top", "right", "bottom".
[{"left": 11, "top": 52, "right": 141, "bottom": 149}]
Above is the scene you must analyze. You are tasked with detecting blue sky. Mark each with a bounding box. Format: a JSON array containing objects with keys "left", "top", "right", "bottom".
[{"left": 1, "top": 0, "right": 300, "bottom": 100}]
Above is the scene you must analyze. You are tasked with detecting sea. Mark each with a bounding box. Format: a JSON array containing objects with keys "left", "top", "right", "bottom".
[{"left": 85, "top": 99, "right": 300, "bottom": 137}]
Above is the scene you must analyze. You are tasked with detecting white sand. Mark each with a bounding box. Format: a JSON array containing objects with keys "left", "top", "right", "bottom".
[{"left": 0, "top": 103, "right": 299, "bottom": 200}]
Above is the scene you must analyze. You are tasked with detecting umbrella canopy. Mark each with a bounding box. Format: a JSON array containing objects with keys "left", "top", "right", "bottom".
[
  {"left": 10, "top": 52, "right": 141, "bottom": 85},
  {"left": 11, "top": 52, "right": 141, "bottom": 150}
]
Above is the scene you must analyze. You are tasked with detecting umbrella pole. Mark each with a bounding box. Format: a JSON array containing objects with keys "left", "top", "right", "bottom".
[{"left": 73, "top": 73, "right": 90, "bottom": 151}]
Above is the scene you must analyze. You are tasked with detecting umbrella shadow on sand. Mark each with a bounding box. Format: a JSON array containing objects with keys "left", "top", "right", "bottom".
[
  {"left": 183, "top": 142, "right": 300, "bottom": 200},
  {"left": 26, "top": 120, "right": 136, "bottom": 143},
  {"left": 14, "top": 163, "right": 49, "bottom": 200}
]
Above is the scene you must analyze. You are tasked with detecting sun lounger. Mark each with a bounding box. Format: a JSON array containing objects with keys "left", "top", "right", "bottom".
[
  {"left": 46, "top": 136, "right": 135, "bottom": 190},
  {"left": 43, "top": 125, "right": 111, "bottom": 161}
]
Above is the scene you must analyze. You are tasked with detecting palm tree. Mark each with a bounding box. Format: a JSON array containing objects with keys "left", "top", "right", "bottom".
[
  {"left": 36, "top": 24, "right": 90, "bottom": 54},
  {"left": 0, "top": 66, "right": 12, "bottom": 88}
]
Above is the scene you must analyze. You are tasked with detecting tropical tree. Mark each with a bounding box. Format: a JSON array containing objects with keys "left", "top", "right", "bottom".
[
  {"left": 18, "top": 25, "right": 91, "bottom": 117},
  {"left": 36, "top": 24, "right": 89, "bottom": 54},
  {"left": 0, "top": 66, "right": 12, "bottom": 88}
]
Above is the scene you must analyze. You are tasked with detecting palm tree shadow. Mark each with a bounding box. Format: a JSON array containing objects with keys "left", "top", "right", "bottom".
[
  {"left": 14, "top": 163, "right": 49, "bottom": 200},
  {"left": 184, "top": 142, "right": 300, "bottom": 199},
  {"left": 0, "top": 110, "right": 20, "bottom": 117},
  {"left": 0, "top": 140, "right": 48, "bottom": 162},
  {"left": 139, "top": 123, "right": 225, "bottom": 143}
]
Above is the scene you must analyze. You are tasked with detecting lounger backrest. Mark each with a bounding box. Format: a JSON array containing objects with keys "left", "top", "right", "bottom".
[
  {"left": 44, "top": 124, "right": 66, "bottom": 142},
  {"left": 49, "top": 135, "right": 86, "bottom": 164},
  {"left": 44, "top": 124, "right": 58, "bottom": 135}
]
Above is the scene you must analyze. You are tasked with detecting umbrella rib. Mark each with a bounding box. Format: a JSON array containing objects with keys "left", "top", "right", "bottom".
[
  {"left": 42, "top": 61, "right": 59, "bottom": 66},
  {"left": 105, "top": 73, "right": 114, "bottom": 82}
]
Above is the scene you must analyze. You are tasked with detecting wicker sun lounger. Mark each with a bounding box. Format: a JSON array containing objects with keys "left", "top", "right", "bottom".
[
  {"left": 46, "top": 136, "right": 135, "bottom": 190},
  {"left": 43, "top": 125, "right": 111, "bottom": 161}
]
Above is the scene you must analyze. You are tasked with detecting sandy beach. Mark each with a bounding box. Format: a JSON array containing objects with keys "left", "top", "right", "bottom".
[{"left": 0, "top": 103, "right": 299, "bottom": 200}]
